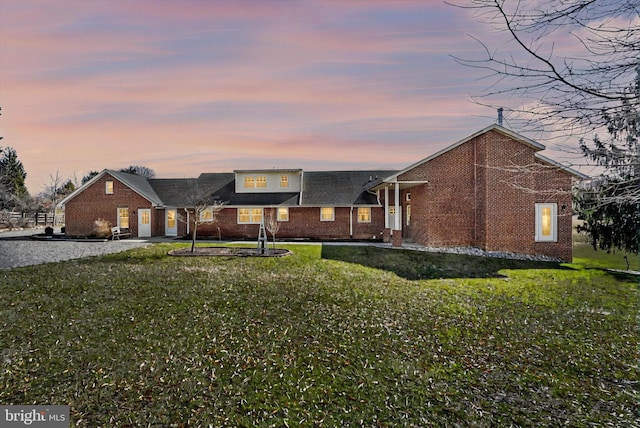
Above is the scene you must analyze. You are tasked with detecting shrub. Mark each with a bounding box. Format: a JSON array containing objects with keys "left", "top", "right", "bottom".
[
  {"left": 44, "top": 226, "right": 54, "bottom": 236},
  {"left": 92, "top": 219, "right": 111, "bottom": 238}
]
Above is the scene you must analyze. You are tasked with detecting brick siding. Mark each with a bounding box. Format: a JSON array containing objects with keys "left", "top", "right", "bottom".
[
  {"left": 64, "top": 173, "right": 158, "bottom": 237},
  {"left": 196, "top": 206, "right": 385, "bottom": 240},
  {"left": 398, "top": 129, "right": 575, "bottom": 261}
]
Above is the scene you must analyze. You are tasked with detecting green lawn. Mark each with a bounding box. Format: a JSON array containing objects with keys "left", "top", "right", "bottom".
[
  {"left": 1, "top": 244, "right": 638, "bottom": 427},
  {"left": 573, "top": 242, "right": 640, "bottom": 271}
]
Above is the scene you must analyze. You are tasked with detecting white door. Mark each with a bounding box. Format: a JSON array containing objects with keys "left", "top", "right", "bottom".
[
  {"left": 388, "top": 206, "right": 402, "bottom": 230},
  {"left": 138, "top": 209, "right": 151, "bottom": 237},
  {"left": 165, "top": 209, "right": 177, "bottom": 236}
]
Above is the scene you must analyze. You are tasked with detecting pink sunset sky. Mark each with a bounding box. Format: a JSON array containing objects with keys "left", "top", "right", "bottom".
[{"left": 0, "top": 0, "right": 581, "bottom": 193}]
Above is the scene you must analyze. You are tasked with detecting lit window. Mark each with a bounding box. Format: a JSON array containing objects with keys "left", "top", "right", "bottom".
[
  {"left": 357, "top": 207, "right": 371, "bottom": 223},
  {"left": 238, "top": 207, "right": 263, "bottom": 224},
  {"left": 106, "top": 181, "right": 114, "bottom": 194},
  {"left": 238, "top": 208, "right": 251, "bottom": 223},
  {"left": 280, "top": 175, "right": 289, "bottom": 188},
  {"left": 167, "top": 210, "right": 176, "bottom": 228},
  {"left": 256, "top": 176, "right": 267, "bottom": 188},
  {"left": 140, "top": 210, "right": 150, "bottom": 225},
  {"left": 200, "top": 207, "right": 214, "bottom": 222},
  {"left": 320, "top": 207, "right": 334, "bottom": 221},
  {"left": 244, "top": 176, "right": 255, "bottom": 188},
  {"left": 277, "top": 207, "right": 289, "bottom": 221},
  {"left": 252, "top": 208, "right": 263, "bottom": 223},
  {"left": 535, "top": 203, "right": 557, "bottom": 242},
  {"left": 118, "top": 207, "right": 129, "bottom": 229}
]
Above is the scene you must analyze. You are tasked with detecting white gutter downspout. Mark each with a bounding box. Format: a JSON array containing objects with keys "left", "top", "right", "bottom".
[
  {"left": 350, "top": 206, "right": 353, "bottom": 237},
  {"left": 299, "top": 170, "right": 304, "bottom": 205},
  {"left": 184, "top": 208, "right": 190, "bottom": 235}
]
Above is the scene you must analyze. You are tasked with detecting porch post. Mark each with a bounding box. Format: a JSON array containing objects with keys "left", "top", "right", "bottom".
[
  {"left": 393, "top": 183, "right": 402, "bottom": 247},
  {"left": 394, "top": 183, "right": 400, "bottom": 231},
  {"left": 384, "top": 186, "right": 389, "bottom": 229}
]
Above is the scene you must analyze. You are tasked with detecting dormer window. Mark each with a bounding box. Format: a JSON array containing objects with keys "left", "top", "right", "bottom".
[
  {"left": 244, "top": 175, "right": 267, "bottom": 188},
  {"left": 280, "top": 175, "right": 289, "bottom": 188}
]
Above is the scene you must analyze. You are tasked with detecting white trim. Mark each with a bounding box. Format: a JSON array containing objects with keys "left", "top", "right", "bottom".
[
  {"left": 534, "top": 153, "right": 589, "bottom": 179},
  {"left": 357, "top": 207, "right": 371, "bottom": 223},
  {"left": 320, "top": 207, "right": 335, "bottom": 221},
  {"left": 117, "top": 207, "right": 129, "bottom": 229},
  {"left": 277, "top": 207, "right": 289, "bottom": 222},
  {"left": 237, "top": 207, "right": 263, "bottom": 224},
  {"left": 380, "top": 123, "right": 545, "bottom": 184},
  {"left": 165, "top": 208, "right": 178, "bottom": 236},
  {"left": 535, "top": 203, "right": 558, "bottom": 242}
]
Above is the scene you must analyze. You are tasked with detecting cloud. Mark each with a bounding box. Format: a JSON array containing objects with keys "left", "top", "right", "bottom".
[{"left": 0, "top": 0, "right": 507, "bottom": 193}]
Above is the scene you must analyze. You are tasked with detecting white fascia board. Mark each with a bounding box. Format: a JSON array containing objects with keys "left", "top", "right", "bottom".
[
  {"left": 534, "top": 153, "right": 589, "bottom": 179},
  {"left": 381, "top": 123, "right": 546, "bottom": 183},
  {"left": 55, "top": 169, "right": 110, "bottom": 208}
]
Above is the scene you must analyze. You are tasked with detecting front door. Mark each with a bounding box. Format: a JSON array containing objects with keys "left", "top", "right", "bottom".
[
  {"left": 388, "top": 206, "right": 402, "bottom": 230},
  {"left": 165, "top": 209, "right": 177, "bottom": 236},
  {"left": 138, "top": 208, "right": 151, "bottom": 237}
]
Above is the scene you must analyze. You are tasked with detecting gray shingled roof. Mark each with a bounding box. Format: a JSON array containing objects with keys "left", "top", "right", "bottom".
[
  {"left": 147, "top": 178, "right": 200, "bottom": 207},
  {"left": 301, "top": 170, "right": 396, "bottom": 206},
  {"left": 107, "top": 170, "right": 164, "bottom": 206}
]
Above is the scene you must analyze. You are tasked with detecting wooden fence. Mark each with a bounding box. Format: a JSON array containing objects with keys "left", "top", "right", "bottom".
[{"left": 2, "top": 211, "right": 56, "bottom": 227}]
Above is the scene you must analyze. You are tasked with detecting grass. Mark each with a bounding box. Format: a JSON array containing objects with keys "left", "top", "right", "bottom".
[
  {"left": 573, "top": 243, "right": 640, "bottom": 271},
  {"left": 1, "top": 243, "right": 638, "bottom": 427}
]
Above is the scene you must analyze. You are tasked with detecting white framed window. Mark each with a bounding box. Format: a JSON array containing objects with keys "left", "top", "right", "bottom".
[
  {"left": 320, "top": 207, "right": 335, "bottom": 221},
  {"left": 535, "top": 203, "right": 557, "bottom": 242},
  {"left": 117, "top": 207, "right": 129, "bottom": 229},
  {"left": 256, "top": 176, "right": 267, "bottom": 188},
  {"left": 406, "top": 205, "right": 411, "bottom": 226},
  {"left": 105, "top": 181, "right": 114, "bottom": 194},
  {"left": 357, "top": 207, "right": 371, "bottom": 223},
  {"left": 199, "top": 207, "right": 214, "bottom": 222},
  {"left": 243, "top": 176, "right": 255, "bottom": 188},
  {"left": 167, "top": 209, "right": 176, "bottom": 229},
  {"left": 280, "top": 175, "right": 289, "bottom": 188},
  {"left": 277, "top": 207, "right": 289, "bottom": 222},
  {"left": 238, "top": 207, "right": 263, "bottom": 224}
]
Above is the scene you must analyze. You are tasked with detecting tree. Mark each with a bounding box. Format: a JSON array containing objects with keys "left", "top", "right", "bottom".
[
  {"left": 265, "top": 209, "right": 281, "bottom": 253},
  {"left": 574, "top": 68, "right": 639, "bottom": 255},
  {"left": 0, "top": 146, "right": 28, "bottom": 210},
  {"left": 179, "top": 181, "right": 226, "bottom": 252},
  {"left": 82, "top": 171, "right": 100, "bottom": 185},
  {"left": 119, "top": 165, "right": 155, "bottom": 179},
  {"left": 41, "top": 172, "right": 77, "bottom": 212},
  {"left": 451, "top": 0, "right": 639, "bottom": 254},
  {"left": 451, "top": 0, "right": 639, "bottom": 136}
]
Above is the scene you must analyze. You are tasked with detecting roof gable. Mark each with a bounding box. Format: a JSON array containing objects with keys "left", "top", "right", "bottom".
[
  {"left": 56, "top": 169, "right": 163, "bottom": 207},
  {"left": 382, "top": 124, "right": 548, "bottom": 183}
]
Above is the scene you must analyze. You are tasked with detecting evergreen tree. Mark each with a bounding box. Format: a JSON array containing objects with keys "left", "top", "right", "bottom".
[
  {"left": 575, "top": 67, "right": 640, "bottom": 254},
  {"left": 82, "top": 171, "right": 100, "bottom": 185},
  {"left": 0, "top": 146, "right": 28, "bottom": 210},
  {"left": 119, "top": 165, "right": 155, "bottom": 178}
]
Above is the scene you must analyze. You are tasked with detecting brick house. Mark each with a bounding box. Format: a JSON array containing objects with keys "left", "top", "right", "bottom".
[{"left": 58, "top": 124, "right": 586, "bottom": 261}]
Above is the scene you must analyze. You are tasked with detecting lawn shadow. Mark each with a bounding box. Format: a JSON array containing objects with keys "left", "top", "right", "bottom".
[{"left": 321, "top": 245, "right": 567, "bottom": 280}]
